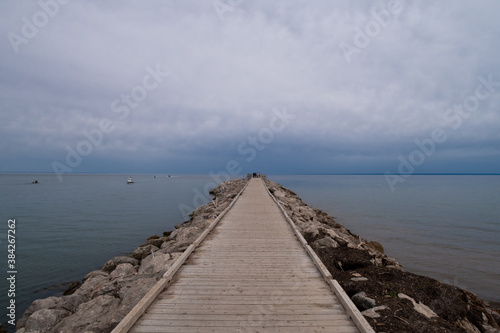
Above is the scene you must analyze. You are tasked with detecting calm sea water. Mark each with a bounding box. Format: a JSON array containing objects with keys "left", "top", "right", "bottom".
[
  {"left": 0, "top": 174, "right": 499, "bottom": 329},
  {"left": 269, "top": 175, "right": 500, "bottom": 305}
]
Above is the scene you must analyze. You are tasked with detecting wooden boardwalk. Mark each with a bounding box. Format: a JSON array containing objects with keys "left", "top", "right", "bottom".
[{"left": 115, "top": 178, "right": 371, "bottom": 333}]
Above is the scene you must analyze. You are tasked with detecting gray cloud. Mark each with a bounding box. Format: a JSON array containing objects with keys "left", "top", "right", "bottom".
[{"left": 1, "top": 0, "right": 499, "bottom": 175}]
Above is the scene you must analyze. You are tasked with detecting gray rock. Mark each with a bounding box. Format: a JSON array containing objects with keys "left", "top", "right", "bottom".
[
  {"left": 301, "top": 222, "right": 319, "bottom": 239},
  {"left": 53, "top": 295, "right": 121, "bottom": 332},
  {"left": 352, "top": 292, "right": 377, "bottom": 311},
  {"left": 161, "top": 240, "right": 175, "bottom": 249},
  {"left": 351, "top": 277, "right": 369, "bottom": 282},
  {"left": 75, "top": 274, "right": 111, "bottom": 299},
  {"left": 24, "top": 308, "right": 70, "bottom": 333},
  {"left": 312, "top": 237, "right": 339, "bottom": 249},
  {"left": 83, "top": 270, "right": 109, "bottom": 282},
  {"left": 168, "top": 228, "right": 180, "bottom": 240},
  {"left": 362, "top": 305, "right": 387, "bottom": 319},
  {"left": 367, "top": 241, "right": 384, "bottom": 254},
  {"left": 486, "top": 308, "right": 500, "bottom": 323},
  {"left": 110, "top": 263, "right": 137, "bottom": 279},
  {"left": 384, "top": 257, "right": 402, "bottom": 269},
  {"left": 146, "top": 237, "right": 164, "bottom": 248},
  {"left": 456, "top": 318, "right": 481, "bottom": 333},
  {"left": 114, "top": 276, "right": 158, "bottom": 316},
  {"left": 132, "top": 245, "right": 159, "bottom": 260},
  {"left": 165, "top": 227, "right": 200, "bottom": 252},
  {"left": 63, "top": 281, "right": 82, "bottom": 295},
  {"left": 103, "top": 256, "right": 140, "bottom": 272},
  {"left": 398, "top": 293, "right": 438, "bottom": 319},
  {"left": 139, "top": 252, "right": 183, "bottom": 275},
  {"left": 138, "top": 253, "right": 170, "bottom": 275},
  {"left": 481, "top": 312, "right": 500, "bottom": 333},
  {"left": 272, "top": 189, "right": 286, "bottom": 199},
  {"left": 102, "top": 259, "right": 117, "bottom": 273},
  {"left": 17, "top": 295, "right": 84, "bottom": 328},
  {"left": 114, "top": 256, "right": 140, "bottom": 266}
]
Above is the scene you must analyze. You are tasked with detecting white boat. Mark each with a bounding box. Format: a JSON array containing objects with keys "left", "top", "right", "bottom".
[{"left": 127, "top": 177, "right": 134, "bottom": 184}]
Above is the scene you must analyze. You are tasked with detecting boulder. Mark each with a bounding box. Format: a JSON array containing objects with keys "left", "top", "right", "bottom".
[
  {"left": 83, "top": 270, "right": 109, "bottom": 282},
  {"left": 161, "top": 240, "right": 175, "bottom": 249},
  {"left": 398, "top": 293, "right": 438, "bottom": 319},
  {"left": 139, "top": 253, "right": 171, "bottom": 275},
  {"left": 115, "top": 276, "right": 158, "bottom": 315},
  {"left": 272, "top": 189, "right": 286, "bottom": 199},
  {"left": 456, "top": 318, "right": 481, "bottom": 333},
  {"left": 166, "top": 227, "right": 199, "bottom": 252},
  {"left": 301, "top": 222, "right": 320, "bottom": 239},
  {"left": 75, "top": 274, "right": 111, "bottom": 299},
  {"left": 362, "top": 305, "right": 388, "bottom": 319},
  {"left": 367, "top": 241, "right": 384, "bottom": 254},
  {"left": 53, "top": 295, "right": 121, "bottom": 332},
  {"left": 17, "top": 295, "right": 84, "bottom": 328},
  {"left": 23, "top": 308, "right": 70, "bottom": 333},
  {"left": 352, "top": 292, "right": 377, "bottom": 311},
  {"left": 139, "top": 252, "right": 183, "bottom": 276},
  {"left": 486, "top": 308, "right": 500, "bottom": 324},
  {"left": 146, "top": 237, "right": 165, "bottom": 248},
  {"left": 102, "top": 256, "right": 139, "bottom": 273},
  {"left": 312, "top": 236, "right": 339, "bottom": 249},
  {"left": 481, "top": 312, "right": 500, "bottom": 333},
  {"left": 351, "top": 277, "right": 369, "bottom": 282},
  {"left": 63, "top": 281, "right": 82, "bottom": 295},
  {"left": 110, "top": 263, "right": 137, "bottom": 279},
  {"left": 132, "top": 245, "right": 159, "bottom": 260}
]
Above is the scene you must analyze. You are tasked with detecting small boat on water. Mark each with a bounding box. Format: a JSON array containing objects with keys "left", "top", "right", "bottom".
[{"left": 127, "top": 177, "right": 134, "bottom": 184}]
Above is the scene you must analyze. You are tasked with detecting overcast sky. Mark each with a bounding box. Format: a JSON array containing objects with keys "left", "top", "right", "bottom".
[{"left": 1, "top": 0, "right": 499, "bottom": 176}]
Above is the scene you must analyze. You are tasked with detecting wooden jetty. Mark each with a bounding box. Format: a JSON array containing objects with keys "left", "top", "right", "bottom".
[{"left": 112, "top": 178, "right": 374, "bottom": 333}]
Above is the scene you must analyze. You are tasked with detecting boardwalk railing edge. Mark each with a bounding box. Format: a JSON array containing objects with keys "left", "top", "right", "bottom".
[
  {"left": 262, "top": 178, "right": 375, "bottom": 333},
  {"left": 111, "top": 179, "right": 251, "bottom": 333}
]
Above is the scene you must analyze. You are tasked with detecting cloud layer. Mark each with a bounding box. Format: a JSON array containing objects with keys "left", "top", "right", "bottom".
[{"left": 1, "top": 0, "right": 499, "bottom": 175}]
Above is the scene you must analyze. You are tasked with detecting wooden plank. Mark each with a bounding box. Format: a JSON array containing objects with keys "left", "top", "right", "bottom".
[
  {"left": 145, "top": 307, "right": 346, "bottom": 315},
  {"left": 153, "top": 301, "right": 339, "bottom": 308},
  {"left": 139, "top": 313, "right": 350, "bottom": 321},
  {"left": 135, "top": 318, "right": 357, "bottom": 327},
  {"left": 131, "top": 326, "right": 359, "bottom": 333}
]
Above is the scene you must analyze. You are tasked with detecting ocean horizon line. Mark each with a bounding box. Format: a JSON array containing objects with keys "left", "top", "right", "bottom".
[{"left": 2, "top": 172, "right": 500, "bottom": 176}]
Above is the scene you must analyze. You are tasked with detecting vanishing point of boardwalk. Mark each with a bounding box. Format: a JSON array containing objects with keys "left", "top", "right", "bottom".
[{"left": 116, "top": 178, "right": 370, "bottom": 333}]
